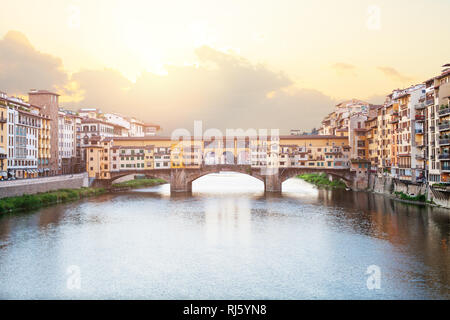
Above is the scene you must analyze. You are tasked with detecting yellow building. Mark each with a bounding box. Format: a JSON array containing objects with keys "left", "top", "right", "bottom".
[
  {"left": 365, "top": 116, "right": 378, "bottom": 171},
  {"left": 279, "top": 135, "right": 349, "bottom": 169},
  {"left": 0, "top": 96, "right": 7, "bottom": 179},
  {"left": 31, "top": 105, "right": 51, "bottom": 176}
]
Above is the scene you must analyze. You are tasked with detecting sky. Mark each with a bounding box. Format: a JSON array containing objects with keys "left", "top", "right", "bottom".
[{"left": 0, "top": 0, "right": 449, "bottom": 133}]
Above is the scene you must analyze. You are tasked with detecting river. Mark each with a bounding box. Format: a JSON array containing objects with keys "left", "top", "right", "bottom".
[{"left": 0, "top": 173, "right": 448, "bottom": 299}]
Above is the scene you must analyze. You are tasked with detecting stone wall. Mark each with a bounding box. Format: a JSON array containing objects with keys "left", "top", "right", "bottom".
[
  {"left": 0, "top": 173, "right": 89, "bottom": 199},
  {"left": 368, "top": 173, "right": 450, "bottom": 208}
]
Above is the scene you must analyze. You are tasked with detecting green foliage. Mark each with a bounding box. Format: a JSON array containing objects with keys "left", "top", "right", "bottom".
[
  {"left": 297, "top": 173, "right": 346, "bottom": 189},
  {"left": 112, "top": 178, "right": 166, "bottom": 189},
  {"left": 393, "top": 191, "right": 426, "bottom": 202},
  {"left": 0, "top": 187, "right": 107, "bottom": 215}
]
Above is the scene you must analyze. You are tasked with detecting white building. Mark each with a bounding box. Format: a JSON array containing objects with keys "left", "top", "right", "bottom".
[
  {"left": 4, "top": 97, "right": 41, "bottom": 179},
  {"left": 129, "top": 118, "right": 144, "bottom": 137}
]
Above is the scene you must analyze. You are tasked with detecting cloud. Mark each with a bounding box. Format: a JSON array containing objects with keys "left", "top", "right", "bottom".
[
  {"left": 0, "top": 31, "right": 336, "bottom": 133},
  {"left": 0, "top": 31, "right": 68, "bottom": 94},
  {"left": 331, "top": 63, "right": 357, "bottom": 76},
  {"left": 69, "top": 46, "right": 335, "bottom": 133},
  {"left": 377, "top": 66, "right": 412, "bottom": 83}
]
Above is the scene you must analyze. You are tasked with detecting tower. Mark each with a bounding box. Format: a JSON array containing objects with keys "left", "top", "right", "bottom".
[{"left": 28, "top": 90, "right": 60, "bottom": 175}]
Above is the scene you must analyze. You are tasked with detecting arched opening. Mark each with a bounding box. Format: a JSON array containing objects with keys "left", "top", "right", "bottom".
[
  {"left": 283, "top": 171, "right": 351, "bottom": 190},
  {"left": 191, "top": 171, "right": 264, "bottom": 193},
  {"left": 112, "top": 173, "right": 137, "bottom": 184}
]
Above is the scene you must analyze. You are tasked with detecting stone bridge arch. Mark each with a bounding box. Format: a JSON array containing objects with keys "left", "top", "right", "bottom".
[
  {"left": 171, "top": 165, "right": 265, "bottom": 192},
  {"left": 279, "top": 168, "right": 354, "bottom": 188},
  {"left": 92, "top": 166, "right": 358, "bottom": 193}
]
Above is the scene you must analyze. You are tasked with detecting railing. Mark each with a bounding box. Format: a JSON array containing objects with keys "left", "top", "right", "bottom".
[
  {"left": 0, "top": 116, "right": 6, "bottom": 123},
  {"left": 439, "top": 123, "right": 450, "bottom": 131},
  {"left": 425, "top": 99, "right": 434, "bottom": 106},
  {"left": 415, "top": 115, "right": 425, "bottom": 121},
  {"left": 438, "top": 154, "right": 450, "bottom": 160},
  {"left": 439, "top": 139, "right": 450, "bottom": 146},
  {"left": 415, "top": 154, "right": 425, "bottom": 160},
  {"left": 438, "top": 108, "right": 450, "bottom": 116},
  {"left": 415, "top": 103, "right": 426, "bottom": 109}
]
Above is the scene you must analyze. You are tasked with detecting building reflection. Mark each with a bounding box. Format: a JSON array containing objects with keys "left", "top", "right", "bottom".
[{"left": 204, "top": 197, "right": 252, "bottom": 247}]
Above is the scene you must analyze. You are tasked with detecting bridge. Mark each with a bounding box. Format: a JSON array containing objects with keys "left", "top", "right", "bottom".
[
  {"left": 86, "top": 134, "right": 368, "bottom": 193},
  {"left": 92, "top": 164, "right": 357, "bottom": 193}
]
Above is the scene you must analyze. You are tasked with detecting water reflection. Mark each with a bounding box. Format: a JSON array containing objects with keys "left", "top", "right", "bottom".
[{"left": 0, "top": 173, "right": 448, "bottom": 299}]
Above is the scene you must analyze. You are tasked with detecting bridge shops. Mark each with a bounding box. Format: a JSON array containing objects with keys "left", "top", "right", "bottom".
[{"left": 84, "top": 134, "right": 366, "bottom": 192}]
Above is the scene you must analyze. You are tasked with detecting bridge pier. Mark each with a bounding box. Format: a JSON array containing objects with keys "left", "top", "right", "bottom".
[
  {"left": 91, "top": 178, "right": 112, "bottom": 189},
  {"left": 170, "top": 169, "right": 192, "bottom": 193},
  {"left": 264, "top": 174, "right": 282, "bottom": 193}
]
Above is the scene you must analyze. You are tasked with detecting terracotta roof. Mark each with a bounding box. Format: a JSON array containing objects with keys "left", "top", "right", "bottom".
[
  {"left": 81, "top": 118, "right": 115, "bottom": 127},
  {"left": 28, "top": 89, "right": 60, "bottom": 96},
  {"left": 280, "top": 135, "right": 348, "bottom": 140}
]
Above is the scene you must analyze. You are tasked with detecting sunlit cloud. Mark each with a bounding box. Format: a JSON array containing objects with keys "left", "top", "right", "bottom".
[
  {"left": 0, "top": 31, "right": 68, "bottom": 93},
  {"left": 377, "top": 66, "right": 413, "bottom": 83}
]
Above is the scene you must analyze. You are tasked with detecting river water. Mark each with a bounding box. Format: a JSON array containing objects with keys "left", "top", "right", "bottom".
[{"left": 0, "top": 173, "right": 448, "bottom": 299}]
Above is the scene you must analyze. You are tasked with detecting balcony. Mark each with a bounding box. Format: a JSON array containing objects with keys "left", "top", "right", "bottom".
[
  {"left": 0, "top": 116, "right": 6, "bottom": 123},
  {"left": 439, "top": 122, "right": 450, "bottom": 131},
  {"left": 440, "top": 139, "right": 450, "bottom": 146},
  {"left": 415, "top": 103, "right": 426, "bottom": 110},
  {"left": 438, "top": 154, "right": 450, "bottom": 160},
  {"left": 415, "top": 129, "right": 424, "bottom": 134},
  {"left": 415, "top": 115, "right": 425, "bottom": 121},
  {"left": 415, "top": 154, "right": 425, "bottom": 160},
  {"left": 438, "top": 108, "right": 450, "bottom": 117}
]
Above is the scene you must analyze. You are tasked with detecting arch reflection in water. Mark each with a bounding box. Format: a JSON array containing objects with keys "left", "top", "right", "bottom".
[{"left": 204, "top": 197, "right": 251, "bottom": 247}]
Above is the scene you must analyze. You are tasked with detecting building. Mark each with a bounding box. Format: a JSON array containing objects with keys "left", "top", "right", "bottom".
[
  {"left": 28, "top": 89, "right": 60, "bottom": 176},
  {"left": 144, "top": 123, "right": 160, "bottom": 136},
  {"left": 78, "top": 108, "right": 101, "bottom": 119},
  {"left": 1, "top": 94, "right": 43, "bottom": 179},
  {"left": 0, "top": 93, "right": 8, "bottom": 179},
  {"left": 319, "top": 99, "right": 374, "bottom": 137},
  {"left": 395, "top": 84, "right": 426, "bottom": 183},
  {"left": 85, "top": 135, "right": 351, "bottom": 181},
  {"left": 58, "top": 109, "right": 83, "bottom": 174},
  {"left": 430, "top": 65, "right": 450, "bottom": 184},
  {"left": 279, "top": 135, "right": 350, "bottom": 169},
  {"left": 129, "top": 118, "right": 144, "bottom": 137},
  {"left": 38, "top": 112, "right": 51, "bottom": 176}
]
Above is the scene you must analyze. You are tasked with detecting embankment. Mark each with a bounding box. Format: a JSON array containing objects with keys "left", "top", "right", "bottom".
[
  {"left": 0, "top": 173, "right": 89, "bottom": 199},
  {"left": 368, "top": 174, "right": 450, "bottom": 208}
]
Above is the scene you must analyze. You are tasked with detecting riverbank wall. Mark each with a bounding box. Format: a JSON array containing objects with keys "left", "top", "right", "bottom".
[
  {"left": 0, "top": 173, "right": 89, "bottom": 199},
  {"left": 367, "top": 174, "right": 450, "bottom": 208}
]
